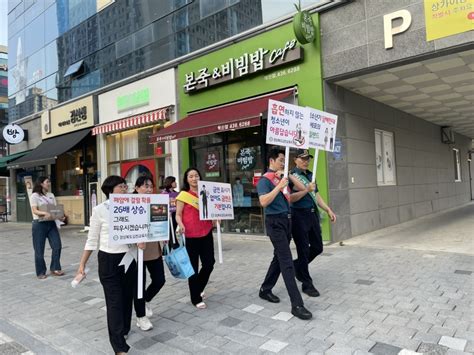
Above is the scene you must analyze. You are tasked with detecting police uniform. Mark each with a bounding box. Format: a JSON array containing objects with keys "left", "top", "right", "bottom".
[
  {"left": 257, "top": 170, "right": 304, "bottom": 308},
  {"left": 290, "top": 167, "right": 323, "bottom": 295}
]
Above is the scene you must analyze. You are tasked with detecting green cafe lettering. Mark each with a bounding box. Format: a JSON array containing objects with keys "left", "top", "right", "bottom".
[{"left": 183, "top": 39, "right": 303, "bottom": 93}]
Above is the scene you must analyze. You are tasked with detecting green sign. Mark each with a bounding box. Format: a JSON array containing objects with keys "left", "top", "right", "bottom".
[
  {"left": 116, "top": 88, "right": 150, "bottom": 112},
  {"left": 293, "top": 2, "right": 316, "bottom": 44}
]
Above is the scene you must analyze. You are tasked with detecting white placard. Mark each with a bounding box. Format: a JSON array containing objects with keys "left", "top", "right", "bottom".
[
  {"left": 307, "top": 107, "right": 338, "bottom": 152},
  {"left": 266, "top": 99, "right": 309, "bottom": 149},
  {"left": 197, "top": 181, "right": 234, "bottom": 221},
  {"left": 109, "top": 194, "right": 169, "bottom": 245}
]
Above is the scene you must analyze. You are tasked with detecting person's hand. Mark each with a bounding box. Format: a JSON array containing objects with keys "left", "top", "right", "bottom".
[
  {"left": 77, "top": 263, "right": 86, "bottom": 276},
  {"left": 277, "top": 177, "right": 288, "bottom": 190},
  {"left": 306, "top": 182, "right": 316, "bottom": 193},
  {"left": 137, "top": 242, "right": 146, "bottom": 250},
  {"left": 43, "top": 212, "right": 51, "bottom": 220},
  {"left": 327, "top": 209, "right": 337, "bottom": 223},
  {"left": 178, "top": 224, "right": 185, "bottom": 234}
]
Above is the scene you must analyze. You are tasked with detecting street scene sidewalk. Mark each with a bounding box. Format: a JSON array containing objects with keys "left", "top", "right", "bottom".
[{"left": 0, "top": 203, "right": 473, "bottom": 355}]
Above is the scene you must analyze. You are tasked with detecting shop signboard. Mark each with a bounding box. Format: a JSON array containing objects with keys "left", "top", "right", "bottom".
[
  {"left": 183, "top": 39, "right": 303, "bottom": 93},
  {"left": 43, "top": 96, "right": 95, "bottom": 139},
  {"left": 266, "top": 99, "right": 309, "bottom": 149},
  {"left": 307, "top": 108, "right": 338, "bottom": 152},
  {"left": 205, "top": 151, "right": 220, "bottom": 177},
  {"left": 3, "top": 124, "right": 26, "bottom": 144},
  {"left": 108, "top": 193, "right": 170, "bottom": 244},
  {"left": 236, "top": 147, "right": 257, "bottom": 171}
]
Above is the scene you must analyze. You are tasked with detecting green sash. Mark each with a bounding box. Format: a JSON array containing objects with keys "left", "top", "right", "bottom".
[{"left": 291, "top": 171, "right": 318, "bottom": 207}]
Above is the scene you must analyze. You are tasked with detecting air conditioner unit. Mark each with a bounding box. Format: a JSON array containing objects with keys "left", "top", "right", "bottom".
[{"left": 441, "top": 126, "right": 455, "bottom": 144}]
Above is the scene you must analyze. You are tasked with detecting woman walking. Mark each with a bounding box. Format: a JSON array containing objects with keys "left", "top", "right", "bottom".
[
  {"left": 133, "top": 176, "right": 165, "bottom": 331},
  {"left": 175, "top": 168, "right": 215, "bottom": 309},
  {"left": 30, "top": 176, "right": 65, "bottom": 279},
  {"left": 76, "top": 176, "right": 138, "bottom": 355}
]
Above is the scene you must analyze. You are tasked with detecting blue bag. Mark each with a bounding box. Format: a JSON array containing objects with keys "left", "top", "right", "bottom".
[{"left": 163, "top": 234, "right": 195, "bottom": 280}]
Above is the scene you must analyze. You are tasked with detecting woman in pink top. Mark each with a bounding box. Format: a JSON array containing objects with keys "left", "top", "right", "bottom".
[{"left": 176, "top": 168, "right": 214, "bottom": 309}]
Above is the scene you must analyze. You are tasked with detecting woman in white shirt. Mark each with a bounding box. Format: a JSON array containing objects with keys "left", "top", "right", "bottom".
[
  {"left": 30, "top": 176, "right": 65, "bottom": 279},
  {"left": 76, "top": 175, "right": 136, "bottom": 355}
]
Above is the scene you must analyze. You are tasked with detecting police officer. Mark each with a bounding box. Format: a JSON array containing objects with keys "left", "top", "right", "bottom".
[
  {"left": 257, "top": 147, "right": 312, "bottom": 320},
  {"left": 290, "top": 149, "right": 337, "bottom": 297}
]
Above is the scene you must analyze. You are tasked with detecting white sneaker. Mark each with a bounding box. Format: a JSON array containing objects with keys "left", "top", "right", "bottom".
[
  {"left": 136, "top": 316, "right": 153, "bottom": 331},
  {"left": 145, "top": 303, "right": 153, "bottom": 317}
]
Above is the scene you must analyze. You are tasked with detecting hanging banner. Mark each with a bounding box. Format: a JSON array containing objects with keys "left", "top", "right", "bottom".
[
  {"left": 266, "top": 99, "right": 309, "bottom": 149},
  {"left": 109, "top": 193, "right": 169, "bottom": 244},
  {"left": 197, "top": 181, "right": 234, "bottom": 220},
  {"left": 307, "top": 108, "right": 338, "bottom": 152}
]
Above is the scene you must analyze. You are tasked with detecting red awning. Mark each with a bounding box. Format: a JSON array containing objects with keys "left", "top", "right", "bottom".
[
  {"left": 149, "top": 89, "right": 294, "bottom": 143},
  {"left": 92, "top": 107, "right": 171, "bottom": 135}
]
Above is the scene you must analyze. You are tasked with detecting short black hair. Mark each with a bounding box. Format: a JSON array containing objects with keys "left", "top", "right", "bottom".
[
  {"left": 267, "top": 146, "right": 285, "bottom": 164},
  {"left": 181, "top": 167, "right": 201, "bottom": 192},
  {"left": 133, "top": 175, "right": 154, "bottom": 194},
  {"left": 101, "top": 175, "right": 126, "bottom": 199}
]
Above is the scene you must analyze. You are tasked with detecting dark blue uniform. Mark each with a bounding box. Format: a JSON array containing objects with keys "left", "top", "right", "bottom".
[
  {"left": 257, "top": 171, "right": 304, "bottom": 307},
  {"left": 290, "top": 168, "right": 323, "bottom": 293}
]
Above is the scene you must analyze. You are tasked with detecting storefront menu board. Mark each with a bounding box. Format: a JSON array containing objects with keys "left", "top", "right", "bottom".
[
  {"left": 307, "top": 107, "right": 338, "bottom": 152},
  {"left": 266, "top": 99, "right": 310, "bottom": 149},
  {"left": 197, "top": 181, "right": 234, "bottom": 220},
  {"left": 108, "top": 194, "right": 169, "bottom": 244}
]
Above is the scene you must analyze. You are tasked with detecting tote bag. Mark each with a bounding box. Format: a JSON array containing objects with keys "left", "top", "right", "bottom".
[{"left": 163, "top": 224, "right": 195, "bottom": 279}]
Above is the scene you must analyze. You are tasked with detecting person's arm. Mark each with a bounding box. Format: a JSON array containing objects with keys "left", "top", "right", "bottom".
[
  {"left": 316, "top": 193, "right": 337, "bottom": 222},
  {"left": 30, "top": 194, "right": 51, "bottom": 219},
  {"left": 259, "top": 177, "right": 288, "bottom": 208},
  {"left": 290, "top": 182, "right": 316, "bottom": 203},
  {"left": 175, "top": 200, "right": 185, "bottom": 233},
  {"left": 76, "top": 205, "right": 101, "bottom": 275}
]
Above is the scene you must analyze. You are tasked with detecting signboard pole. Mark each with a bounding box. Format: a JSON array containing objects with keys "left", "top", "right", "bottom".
[
  {"left": 137, "top": 248, "right": 143, "bottom": 299},
  {"left": 311, "top": 149, "right": 319, "bottom": 183},
  {"left": 284, "top": 146, "right": 290, "bottom": 195},
  {"left": 216, "top": 220, "right": 223, "bottom": 264}
]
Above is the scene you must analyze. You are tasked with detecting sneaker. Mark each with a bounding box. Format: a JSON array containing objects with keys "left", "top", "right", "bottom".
[
  {"left": 145, "top": 303, "right": 153, "bottom": 317},
  {"left": 136, "top": 316, "right": 153, "bottom": 331}
]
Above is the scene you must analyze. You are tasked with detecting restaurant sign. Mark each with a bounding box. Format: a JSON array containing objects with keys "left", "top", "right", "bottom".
[{"left": 183, "top": 39, "right": 303, "bottom": 94}]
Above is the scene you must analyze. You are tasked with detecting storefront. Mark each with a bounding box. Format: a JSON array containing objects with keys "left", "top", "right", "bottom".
[
  {"left": 149, "top": 15, "right": 331, "bottom": 238},
  {"left": 9, "top": 97, "right": 97, "bottom": 225},
  {"left": 96, "top": 69, "right": 178, "bottom": 191}
]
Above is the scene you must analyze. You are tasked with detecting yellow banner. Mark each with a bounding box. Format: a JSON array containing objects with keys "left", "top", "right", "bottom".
[{"left": 424, "top": 0, "right": 474, "bottom": 41}]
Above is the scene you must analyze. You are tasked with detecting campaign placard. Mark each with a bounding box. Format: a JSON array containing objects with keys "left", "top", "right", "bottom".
[
  {"left": 266, "top": 99, "right": 309, "bottom": 149},
  {"left": 307, "top": 107, "right": 338, "bottom": 152},
  {"left": 197, "top": 181, "right": 234, "bottom": 220},
  {"left": 109, "top": 193, "right": 169, "bottom": 244}
]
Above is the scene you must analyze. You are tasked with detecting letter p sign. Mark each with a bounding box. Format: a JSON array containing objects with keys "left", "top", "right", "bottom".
[{"left": 383, "top": 10, "right": 412, "bottom": 49}]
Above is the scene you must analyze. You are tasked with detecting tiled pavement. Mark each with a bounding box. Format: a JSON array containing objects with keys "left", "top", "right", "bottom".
[{"left": 0, "top": 221, "right": 472, "bottom": 355}]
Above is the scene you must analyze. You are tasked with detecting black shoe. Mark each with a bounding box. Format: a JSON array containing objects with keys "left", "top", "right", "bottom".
[
  {"left": 302, "top": 286, "right": 320, "bottom": 297},
  {"left": 259, "top": 290, "right": 280, "bottom": 303},
  {"left": 291, "top": 305, "right": 312, "bottom": 320}
]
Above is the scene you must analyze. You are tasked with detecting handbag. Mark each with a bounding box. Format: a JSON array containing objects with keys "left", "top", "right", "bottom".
[{"left": 163, "top": 222, "right": 195, "bottom": 279}]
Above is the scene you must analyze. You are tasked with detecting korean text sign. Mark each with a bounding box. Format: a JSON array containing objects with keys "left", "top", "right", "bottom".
[
  {"left": 109, "top": 194, "right": 170, "bottom": 245},
  {"left": 266, "top": 99, "right": 309, "bottom": 149},
  {"left": 198, "top": 181, "right": 234, "bottom": 220},
  {"left": 307, "top": 108, "right": 338, "bottom": 152}
]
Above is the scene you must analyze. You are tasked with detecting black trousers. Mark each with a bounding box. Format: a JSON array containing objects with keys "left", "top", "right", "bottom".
[
  {"left": 261, "top": 214, "right": 304, "bottom": 307},
  {"left": 185, "top": 230, "right": 215, "bottom": 305},
  {"left": 292, "top": 208, "right": 323, "bottom": 290},
  {"left": 98, "top": 251, "right": 136, "bottom": 354},
  {"left": 134, "top": 256, "right": 166, "bottom": 317}
]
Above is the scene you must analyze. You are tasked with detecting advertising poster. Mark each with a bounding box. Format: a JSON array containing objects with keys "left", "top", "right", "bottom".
[
  {"left": 197, "top": 181, "right": 234, "bottom": 220},
  {"left": 109, "top": 193, "right": 169, "bottom": 244},
  {"left": 205, "top": 150, "right": 220, "bottom": 177},
  {"left": 266, "top": 99, "right": 309, "bottom": 149},
  {"left": 307, "top": 107, "right": 338, "bottom": 152},
  {"left": 424, "top": 0, "right": 474, "bottom": 41}
]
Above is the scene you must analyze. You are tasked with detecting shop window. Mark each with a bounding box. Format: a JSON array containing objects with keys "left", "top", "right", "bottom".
[
  {"left": 122, "top": 130, "right": 139, "bottom": 160},
  {"left": 453, "top": 148, "right": 461, "bottom": 182},
  {"left": 107, "top": 134, "right": 121, "bottom": 162},
  {"left": 138, "top": 127, "right": 155, "bottom": 157},
  {"left": 54, "top": 148, "right": 85, "bottom": 196},
  {"left": 108, "top": 163, "right": 120, "bottom": 177},
  {"left": 375, "top": 129, "right": 396, "bottom": 186}
]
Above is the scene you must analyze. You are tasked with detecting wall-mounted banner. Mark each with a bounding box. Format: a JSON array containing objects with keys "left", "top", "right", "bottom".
[
  {"left": 307, "top": 108, "right": 338, "bottom": 152},
  {"left": 266, "top": 99, "right": 309, "bottom": 149},
  {"left": 423, "top": 0, "right": 474, "bottom": 41},
  {"left": 197, "top": 181, "right": 234, "bottom": 220},
  {"left": 109, "top": 194, "right": 169, "bottom": 245}
]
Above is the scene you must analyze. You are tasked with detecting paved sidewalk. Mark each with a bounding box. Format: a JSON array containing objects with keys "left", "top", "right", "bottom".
[{"left": 0, "top": 211, "right": 473, "bottom": 354}]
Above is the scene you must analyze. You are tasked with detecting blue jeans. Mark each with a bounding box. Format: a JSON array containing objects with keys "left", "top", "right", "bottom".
[{"left": 32, "top": 220, "right": 62, "bottom": 276}]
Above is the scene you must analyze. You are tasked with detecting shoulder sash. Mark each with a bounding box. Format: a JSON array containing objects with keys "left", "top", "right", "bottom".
[
  {"left": 291, "top": 171, "right": 318, "bottom": 207},
  {"left": 176, "top": 191, "right": 199, "bottom": 210},
  {"left": 263, "top": 172, "right": 290, "bottom": 202}
]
